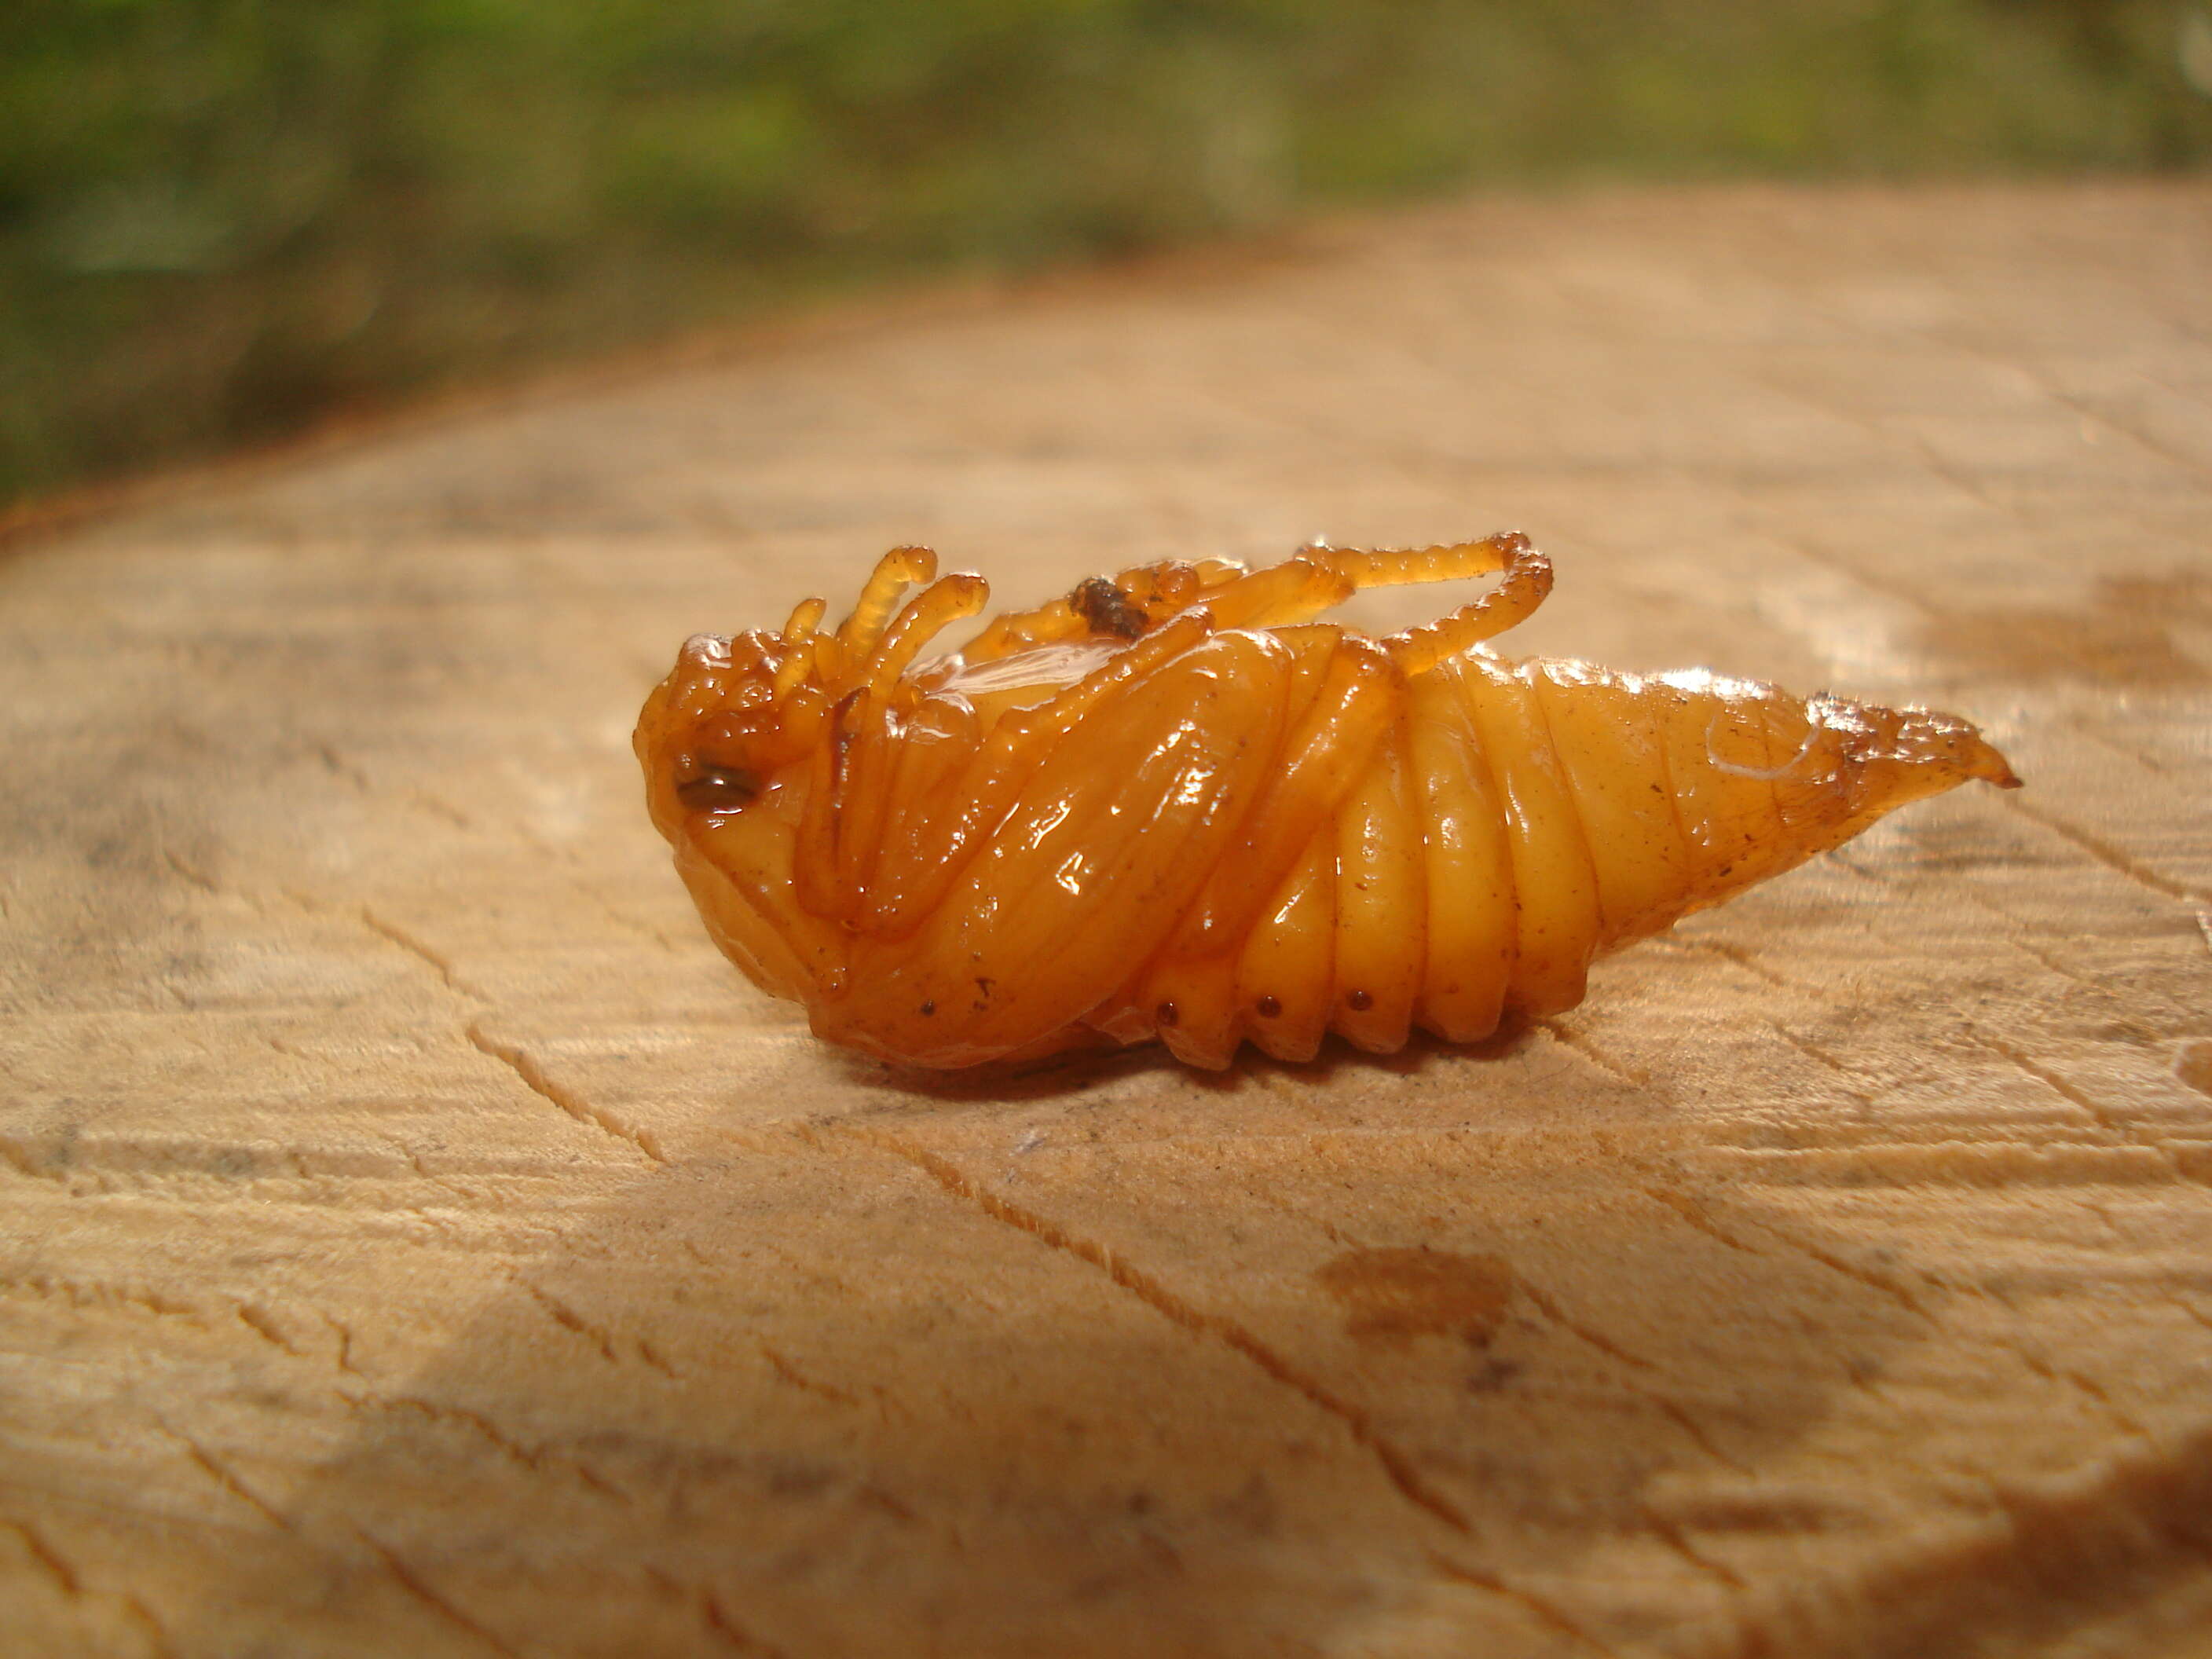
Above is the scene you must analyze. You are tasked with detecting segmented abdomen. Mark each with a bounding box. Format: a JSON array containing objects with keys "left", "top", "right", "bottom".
[{"left": 1097, "top": 647, "right": 1976, "bottom": 1069}]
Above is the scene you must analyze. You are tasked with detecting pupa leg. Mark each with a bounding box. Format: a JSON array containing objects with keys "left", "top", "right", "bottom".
[
  {"left": 796, "top": 568, "right": 991, "bottom": 920},
  {"left": 1335, "top": 533, "right": 1554, "bottom": 674},
  {"left": 1196, "top": 555, "right": 1359, "bottom": 631},
  {"left": 854, "top": 608, "right": 1221, "bottom": 938},
  {"left": 859, "top": 572, "right": 990, "bottom": 698},
  {"left": 1187, "top": 533, "right": 1551, "bottom": 661},
  {"left": 824, "top": 546, "right": 938, "bottom": 680}
]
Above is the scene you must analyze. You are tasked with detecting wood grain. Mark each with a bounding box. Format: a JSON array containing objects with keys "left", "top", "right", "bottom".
[{"left": 3, "top": 180, "right": 2210, "bottom": 1659}]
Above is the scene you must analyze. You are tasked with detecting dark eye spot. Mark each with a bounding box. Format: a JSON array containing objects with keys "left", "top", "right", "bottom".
[
  {"left": 1346, "top": 988, "right": 1374, "bottom": 1012},
  {"left": 919, "top": 1001, "right": 936, "bottom": 1017},
  {"left": 676, "top": 767, "right": 760, "bottom": 811},
  {"left": 1255, "top": 994, "right": 1282, "bottom": 1019},
  {"left": 1155, "top": 1001, "right": 1179, "bottom": 1028}
]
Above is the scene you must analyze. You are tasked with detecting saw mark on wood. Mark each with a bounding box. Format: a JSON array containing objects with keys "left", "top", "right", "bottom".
[
  {"left": 160, "top": 1426, "right": 293, "bottom": 1533},
  {"left": 130, "top": 1601, "right": 181, "bottom": 1659},
  {"left": 366, "top": 1393, "right": 544, "bottom": 1475},
  {"left": 319, "top": 1312, "right": 363, "bottom": 1376},
  {"left": 2, "top": 1514, "right": 82, "bottom": 1595},
  {"left": 701, "top": 1586, "right": 790, "bottom": 1657},
  {"left": 511, "top": 1279, "right": 674, "bottom": 1383},
  {"left": 749, "top": 1234, "right": 869, "bottom": 1302},
  {"left": 1954, "top": 884, "right": 2204, "bottom": 1030},
  {"left": 1969, "top": 1027, "right": 2209, "bottom": 1189},
  {"left": 1717, "top": 1412, "right": 2212, "bottom": 1659},
  {"left": 466, "top": 1022, "right": 666, "bottom": 1164},
  {"left": 1763, "top": 1021, "right": 1882, "bottom": 1111},
  {"left": 129, "top": 1596, "right": 181, "bottom": 1659},
  {"left": 1508, "top": 1276, "right": 1656, "bottom": 1374},
  {"left": 643, "top": 1566, "right": 793, "bottom": 1657},
  {"left": 160, "top": 847, "right": 218, "bottom": 895},
  {"left": 1647, "top": 1188, "right": 1929, "bottom": 1320},
  {"left": 1651, "top": 933, "right": 1829, "bottom": 1000},
  {"left": 1511, "top": 1258, "right": 1750, "bottom": 1474},
  {"left": 1648, "top": 1398, "right": 1755, "bottom": 1482},
  {"left": 1535, "top": 1019, "right": 1650, "bottom": 1087},
  {"left": 1999, "top": 1350, "right": 2155, "bottom": 1443},
  {"left": 352, "top": 1526, "right": 525, "bottom": 1659},
  {"left": 1697, "top": 1140, "right": 2194, "bottom": 1191},
  {"left": 408, "top": 786, "right": 476, "bottom": 831},
  {"left": 566, "top": 878, "right": 691, "bottom": 956},
  {"left": 370, "top": 1133, "right": 492, "bottom": 1209},
  {"left": 312, "top": 740, "right": 375, "bottom": 796},
  {"left": 263, "top": 1033, "right": 344, "bottom": 1076},
  {"left": 2067, "top": 713, "right": 2199, "bottom": 777},
  {"left": 1828, "top": 397, "right": 2008, "bottom": 513},
  {"left": 2001, "top": 364, "right": 2212, "bottom": 488},
  {"left": 1426, "top": 1551, "right": 1620, "bottom": 1656},
  {"left": 2002, "top": 796, "right": 2210, "bottom": 906},
  {"left": 356, "top": 1391, "right": 629, "bottom": 1499},
  {"left": 0, "top": 1515, "right": 181, "bottom": 1659},
  {"left": 759, "top": 1342, "right": 861, "bottom": 1408},
  {"left": 5, "top": 1273, "right": 206, "bottom": 1326},
  {"left": 1641, "top": 1187, "right": 1766, "bottom": 1261},
  {"left": 2164, "top": 1295, "right": 2212, "bottom": 1338},
  {"left": 1665, "top": 1183, "right": 2164, "bottom": 1441},
  {"left": 1639, "top": 1501, "right": 1747, "bottom": 1591},
  {"left": 1999, "top": 930, "right": 2126, "bottom": 1000},
  {"left": 1739, "top": 1224, "right": 1928, "bottom": 1322},
  {"left": 829, "top": 1123, "right": 1472, "bottom": 1533},
  {"left": 233, "top": 1302, "right": 303, "bottom": 1357},
  {"left": 1756, "top": 517, "right": 1941, "bottom": 635},
  {"left": 516, "top": 1278, "right": 620, "bottom": 1364},
  {"left": 1761, "top": 1022, "right": 1867, "bottom": 1082},
  {"left": 1969, "top": 1030, "right": 2128, "bottom": 1136},
  {"left": 361, "top": 907, "right": 485, "bottom": 1001}
]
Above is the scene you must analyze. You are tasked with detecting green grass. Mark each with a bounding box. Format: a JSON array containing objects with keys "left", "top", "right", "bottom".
[{"left": 5, "top": 0, "right": 2209, "bottom": 506}]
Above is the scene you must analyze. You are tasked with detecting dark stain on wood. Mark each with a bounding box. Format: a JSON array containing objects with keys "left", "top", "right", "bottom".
[{"left": 1313, "top": 1246, "right": 1514, "bottom": 1346}]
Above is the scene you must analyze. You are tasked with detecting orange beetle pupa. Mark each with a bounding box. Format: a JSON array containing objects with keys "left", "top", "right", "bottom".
[{"left": 635, "top": 537, "right": 2020, "bottom": 1069}]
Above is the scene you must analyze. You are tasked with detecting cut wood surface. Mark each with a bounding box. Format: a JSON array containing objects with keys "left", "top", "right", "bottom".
[{"left": 4, "top": 181, "right": 2211, "bottom": 1659}]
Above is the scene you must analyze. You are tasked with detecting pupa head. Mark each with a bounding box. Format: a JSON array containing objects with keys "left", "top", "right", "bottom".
[
  {"left": 635, "top": 548, "right": 995, "bottom": 1003},
  {"left": 635, "top": 626, "right": 802, "bottom": 841},
  {"left": 635, "top": 546, "right": 984, "bottom": 841}
]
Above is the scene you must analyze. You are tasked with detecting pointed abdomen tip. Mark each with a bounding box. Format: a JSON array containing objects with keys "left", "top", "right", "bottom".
[{"left": 1969, "top": 738, "right": 2022, "bottom": 790}]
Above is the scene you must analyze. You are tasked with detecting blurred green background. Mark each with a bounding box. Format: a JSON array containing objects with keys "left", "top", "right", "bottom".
[{"left": 5, "top": 0, "right": 2210, "bottom": 508}]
